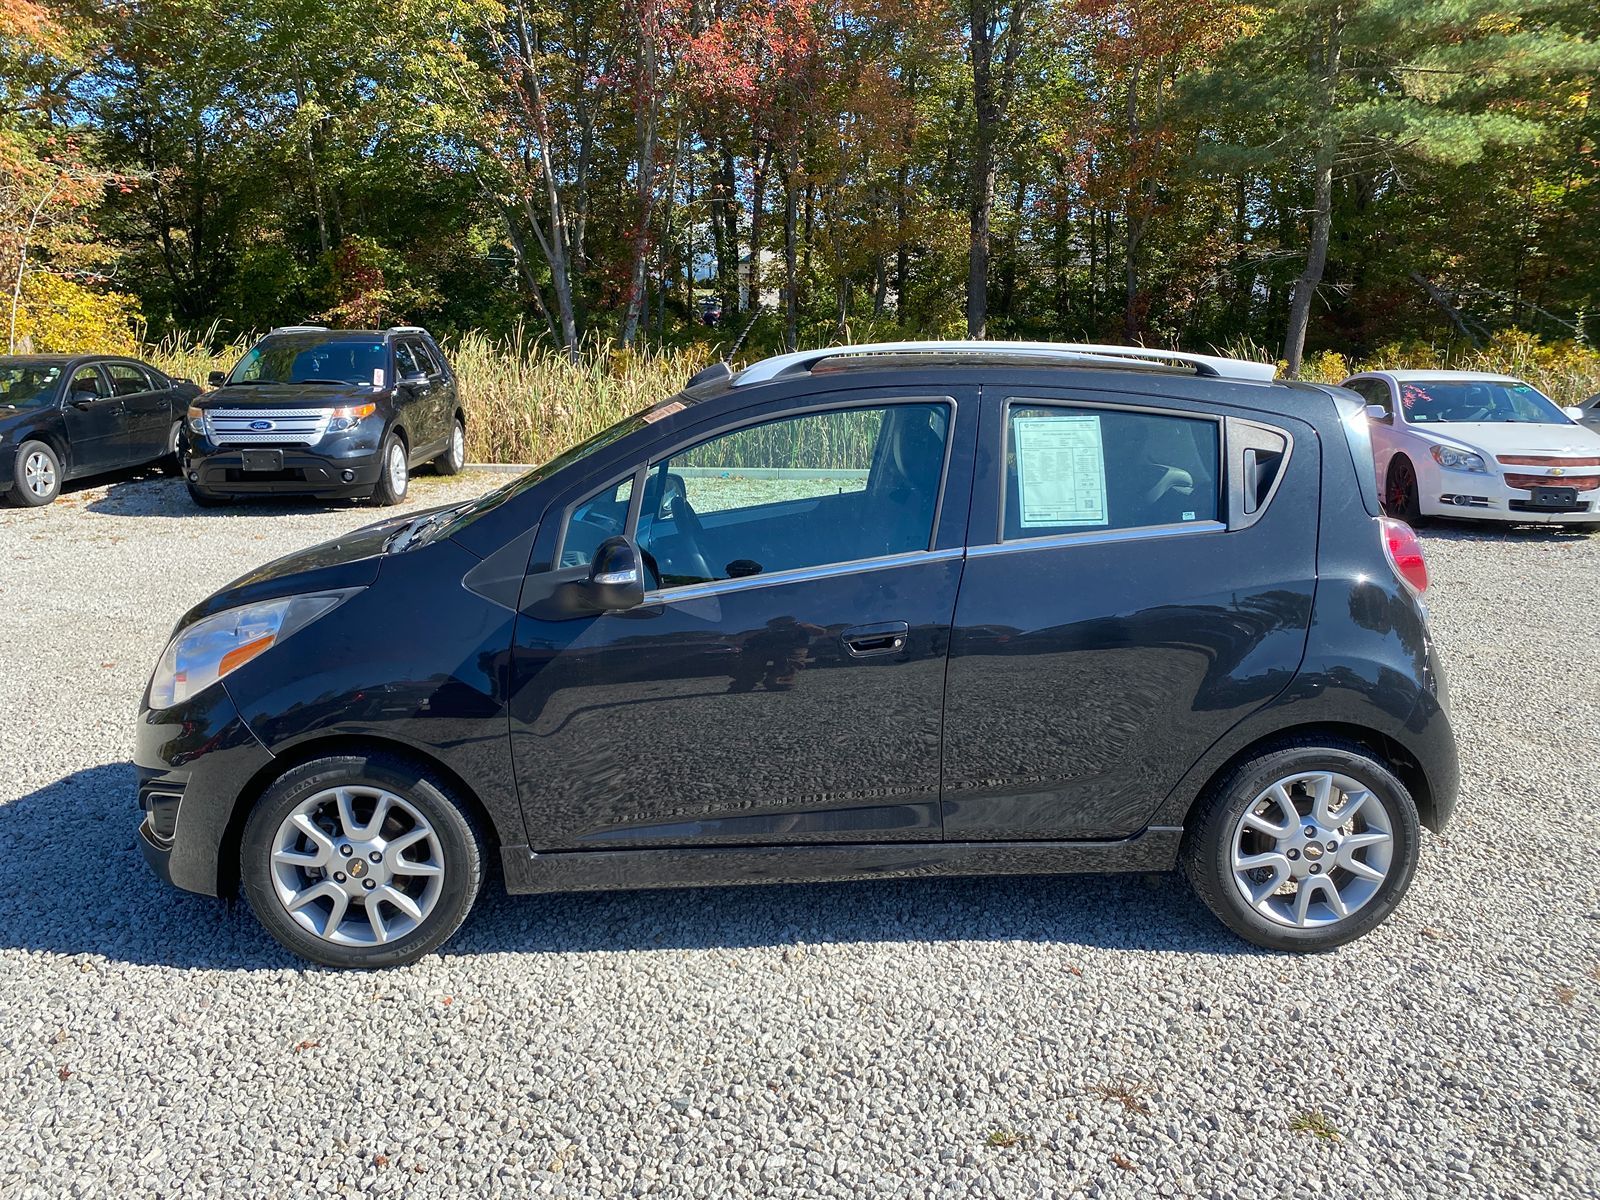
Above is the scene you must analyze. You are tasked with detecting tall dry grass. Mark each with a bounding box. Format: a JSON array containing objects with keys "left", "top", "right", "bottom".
[
  {"left": 146, "top": 328, "right": 708, "bottom": 465},
  {"left": 144, "top": 327, "right": 1600, "bottom": 465}
]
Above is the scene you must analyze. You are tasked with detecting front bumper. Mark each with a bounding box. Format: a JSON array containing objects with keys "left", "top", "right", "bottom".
[
  {"left": 1418, "top": 459, "right": 1600, "bottom": 524},
  {"left": 185, "top": 443, "right": 385, "bottom": 498},
  {"left": 135, "top": 683, "right": 275, "bottom": 896}
]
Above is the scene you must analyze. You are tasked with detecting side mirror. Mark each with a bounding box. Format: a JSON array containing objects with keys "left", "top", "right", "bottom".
[
  {"left": 580, "top": 536, "right": 644, "bottom": 612},
  {"left": 399, "top": 370, "right": 429, "bottom": 389},
  {"left": 1563, "top": 406, "right": 1586, "bottom": 422},
  {"left": 207, "top": 370, "right": 226, "bottom": 387},
  {"left": 1363, "top": 404, "right": 1391, "bottom": 424}
]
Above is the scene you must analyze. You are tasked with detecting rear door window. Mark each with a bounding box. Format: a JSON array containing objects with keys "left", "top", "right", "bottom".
[
  {"left": 105, "top": 363, "right": 153, "bottom": 396},
  {"left": 1002, "top": 403, "right": 1220, "bottom": 540}
]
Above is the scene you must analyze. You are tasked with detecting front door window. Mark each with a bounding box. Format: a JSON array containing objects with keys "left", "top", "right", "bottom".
[{"left": 636, "top": 403, "right": 949, "bottom": 589}]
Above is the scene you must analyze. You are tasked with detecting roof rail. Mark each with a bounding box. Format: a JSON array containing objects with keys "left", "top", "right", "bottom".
[
  {"left": 269, "top": 324, "right": 329, "bottom": 334},
  {"left": 387, "top": 325, "right": 426, "bottom": 334},
  {"left": 733, "top": 340, "right": 1277, "bottom": 386}
]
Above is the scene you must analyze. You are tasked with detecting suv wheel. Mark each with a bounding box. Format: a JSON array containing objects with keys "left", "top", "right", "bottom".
[
  {"left": 7, "top": 440, "right": 62, "bottom": 506},
  {"left": 433, "top": 417, "right": 466, "bottom": 476},
  {"left": 1182, "top": 739, "right": 1420, "bottom": 951},
  {"left": 240, "top": 754, "right": 484, "bottom": 968},
  {"left": 1383, "top": 457, "right": 1425, "bottom": 526},
  {"left": 372, "top": 434, "right": 409, "bottom": 505},
  {"left": 160, "top": 421, "right": 183, "bottom": 476}
]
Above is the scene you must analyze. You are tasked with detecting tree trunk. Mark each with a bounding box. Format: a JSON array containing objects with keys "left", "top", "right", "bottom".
[
  {"left": 1282, "top": 12, "right": 1343, "bottom": 377},
  {"left": 965, "top": 0, "right": 997, "bottom": 338},
  {"left": 618, "top": 4, "right": 661, "bottom": 349},
  {"left": 781, "top": 156, "right": 799, "bottom": 351}
]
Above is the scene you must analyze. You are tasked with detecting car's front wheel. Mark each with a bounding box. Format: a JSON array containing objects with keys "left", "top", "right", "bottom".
[
  {"left": 7, "top": 440, "right": 62, "bottom": 507},
  {"left": 240, "top": 753, "right": 484, "bottom": 968},
  {"left": 1383, "top": 457, "right": 1426, "bottom": 526},
  {"left": 372, "top": 434, "right": 409, "bottom": 506},
  {"left": 1182, "top": 739, "right": 1420, "bottom": 951}
]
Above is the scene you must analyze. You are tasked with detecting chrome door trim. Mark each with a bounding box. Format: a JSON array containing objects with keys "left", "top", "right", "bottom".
[
  {"left": 967, "top": 519, "right": 1226, "bottom": 559},
  {"left": 644, "top": 546, "right": 965, "bottom": 606}
]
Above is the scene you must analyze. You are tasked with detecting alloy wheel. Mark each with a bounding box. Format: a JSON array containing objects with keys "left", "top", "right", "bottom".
[
  {"left": 268, "top": 785, "right": 445, "bottom": 946},
  {"left": 1228, "top": 771, "right": 1395, "bottom": 929},
  {"left": 388, "top": 443, "right": 407, "bottom": 495},
  {"left": 24, "top": 450, "right": 56, "bottom": 497},
  {"left": 450, "top": 423, "right": 465, "bottom": 469}
]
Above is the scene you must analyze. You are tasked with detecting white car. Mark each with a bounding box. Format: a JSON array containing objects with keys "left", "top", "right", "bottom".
[{"left": 1340, "top": 369, "right": 1600, "bottom": 525}]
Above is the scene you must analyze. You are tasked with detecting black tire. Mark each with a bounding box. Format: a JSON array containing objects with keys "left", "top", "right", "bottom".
[
  {"left": 7, "top": 439, "right": 62, "bottom": 507},
  {"left": 1383, "top": 456, "right": 1426, "bottom": 527},
  {"left": 160, "top": 421, "right": 184, "bottom": 476},
  {"left": 432, "top": 416, "right": 466, "bottom": 476},
  {"left": 240, "top": 753, "right": 485, "bottom": 969},
  {"left": 186, "top": 482, "right": 225, "bottom": 508},
  {"left": 1181, "top": 738, "right": 1421, "bottom": 952},
  {"left": 372, "top": 432, "right": 409, "bottom": 506}
]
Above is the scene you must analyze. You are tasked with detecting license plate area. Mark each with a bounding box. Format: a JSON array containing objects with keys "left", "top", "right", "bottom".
[
  {"left": 1523, "top": 486, "right": 1574, "bottom": 508},
  {"left": 241, "top": 449, "right": 283, "bottom": 472}
]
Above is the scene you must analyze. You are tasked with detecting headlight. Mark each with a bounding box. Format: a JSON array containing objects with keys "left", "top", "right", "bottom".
[
  {"left": 147, "top": 590, "right": 358, "bottom": 710},
  {"left": 186, "top": 405, "right": 206, "bottom": 434},
  {"left": 327, "top": 403, "right": 377, "bottom": 433},
  {"left": 1430, "top": 444, "right": 1487, "bottom": 473}
]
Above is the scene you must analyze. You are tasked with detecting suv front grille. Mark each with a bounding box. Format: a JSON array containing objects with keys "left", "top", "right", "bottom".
[{"left": 204, "top": 407, "right": 334, "bottom": 446}]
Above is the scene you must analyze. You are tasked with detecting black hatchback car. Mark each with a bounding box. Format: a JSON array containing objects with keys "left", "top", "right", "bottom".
[
  {"left": 183, "top": 325, "right": 465, "bottom": 507},
  {"left": 137, "top": 341, "right": 1457, "bottom": 968},
  {"left": 1, "top": 354, "right": 200, "bottom": 506}
]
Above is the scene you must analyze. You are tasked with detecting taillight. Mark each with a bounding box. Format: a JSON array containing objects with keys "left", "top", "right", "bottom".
[{"left": 1380, "top": 517, "right": 1428, "bottom": 594}]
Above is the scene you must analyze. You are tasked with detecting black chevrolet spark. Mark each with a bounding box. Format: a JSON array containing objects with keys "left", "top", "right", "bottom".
[{"left": 137, "top": 341, "right": 1457, "bottom": 968}]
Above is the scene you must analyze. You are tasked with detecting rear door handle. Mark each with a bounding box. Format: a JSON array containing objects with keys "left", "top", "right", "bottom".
[{"left": 842, "top": 621, "right": 909, "bottom": 657}]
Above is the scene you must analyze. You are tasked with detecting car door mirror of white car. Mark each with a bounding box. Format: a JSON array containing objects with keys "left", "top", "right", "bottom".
[
  {"left": 1364, "top": 404, "right": 1391, "bottom": 424},
  {"left": 1563, "top": 405, "right": 1585, "bottom": 421}
]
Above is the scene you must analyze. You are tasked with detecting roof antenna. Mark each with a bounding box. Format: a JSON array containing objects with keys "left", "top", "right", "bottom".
[
  {"left": 724, "top": 302, "right": 763, "bottom": 364},
  {"left": 685, "top": 303, "right": 762, "bottom": 389}
]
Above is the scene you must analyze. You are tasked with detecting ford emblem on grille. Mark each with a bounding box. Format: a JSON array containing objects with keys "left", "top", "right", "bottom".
[{"left": 249, "top": 420, "right": 274, "bottom": 430}]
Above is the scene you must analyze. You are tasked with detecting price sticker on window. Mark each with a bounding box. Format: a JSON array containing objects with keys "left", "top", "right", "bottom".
[{"left": 1014, "top": 413, "right": 1109, "bottom": 528}]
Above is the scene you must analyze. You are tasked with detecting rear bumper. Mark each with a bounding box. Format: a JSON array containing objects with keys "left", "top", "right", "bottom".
[{"left": 185, "top": 446, "right": 384, "bottom": 498}]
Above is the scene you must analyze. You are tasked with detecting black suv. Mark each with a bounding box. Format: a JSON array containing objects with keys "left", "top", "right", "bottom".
[
  {"left": 183, "top": 326, "right": 465, "bottom": 506},
  {"left": 137, "top": 341, "right": 1457, "bottom": 968}
]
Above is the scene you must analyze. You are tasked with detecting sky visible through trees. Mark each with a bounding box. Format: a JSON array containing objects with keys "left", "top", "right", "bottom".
[{"left": 3, "top": 0, "right": 1598, "bottom": 371}]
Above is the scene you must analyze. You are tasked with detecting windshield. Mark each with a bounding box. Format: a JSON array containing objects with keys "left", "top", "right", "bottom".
[
  {"left": 227, "top": 336, "right": 387, "bottom": 387},
  {"left": 0, "top": 364, "right": 62, "bottom": 409},
  {"left": 1399, "top": 379, "right": 1570, "bottom": 425}
]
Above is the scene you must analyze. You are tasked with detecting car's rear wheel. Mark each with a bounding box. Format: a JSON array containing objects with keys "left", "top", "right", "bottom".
[
  {"left": 240, "top": 754, "right": 484, "bottom": 968},
  {"left": 372, "top": 433, "right": 409, "bottom": 506},
  {"left": 7, "top": 440, "right": 62, "bottom": 506},
  {"left": 1182, "top": 739, "right": 1420, "bottom": 951},
  {"left": 1383, "top": 457, "right": 1425, "bottom": 526},
  {"left": 433, "top": 417, "right": 465, "bottom": 476},
  {"left": 160, "top": 421, "right": 183, "bottom": 476}
]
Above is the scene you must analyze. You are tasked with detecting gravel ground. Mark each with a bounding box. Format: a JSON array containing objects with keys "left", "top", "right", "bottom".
[{"left": 0, "top": 469, "right": 1597, "bottom": 1199}]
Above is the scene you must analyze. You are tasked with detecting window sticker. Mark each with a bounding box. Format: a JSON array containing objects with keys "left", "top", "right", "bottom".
[
  {"left": 1014, "top": 413, "right": 1108, "bottom": 528},
  {"left": 372, "top": 368, "right": 385, "bottom": 387}
]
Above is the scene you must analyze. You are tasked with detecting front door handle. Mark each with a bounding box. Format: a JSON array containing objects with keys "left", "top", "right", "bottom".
[{"left": 842, "top": 621, "right": 909, "bottom": 657}]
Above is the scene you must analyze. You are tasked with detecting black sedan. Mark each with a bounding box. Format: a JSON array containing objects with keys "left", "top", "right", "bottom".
[{"left": 0, "top": 354, "right": 200, "bottom": 506}]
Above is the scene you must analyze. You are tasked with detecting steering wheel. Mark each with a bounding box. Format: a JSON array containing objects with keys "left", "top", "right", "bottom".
[{"left": 664, "top": 493, "right": 717, "bottom": 583}]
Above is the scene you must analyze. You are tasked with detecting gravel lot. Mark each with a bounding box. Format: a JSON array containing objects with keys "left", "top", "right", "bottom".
[{"left": 1, "top": 468, "right": 1597, "bottom": 1199}]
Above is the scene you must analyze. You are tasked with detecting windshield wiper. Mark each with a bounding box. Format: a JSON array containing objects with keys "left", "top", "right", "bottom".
[{"left": 386, "top": 504, "right": 469, "bottom": 553}]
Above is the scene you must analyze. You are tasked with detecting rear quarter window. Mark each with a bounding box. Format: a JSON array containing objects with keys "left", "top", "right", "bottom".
[{"left": 1331, "top": 388, "right": 1381, "bottom": 516}]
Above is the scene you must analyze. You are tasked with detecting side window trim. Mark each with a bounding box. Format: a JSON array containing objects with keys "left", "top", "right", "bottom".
[
  {"left": 994, "top": 395, "right": 1225, "bottom": 547},
  {"left": 643, "top": 546, "right": 965, "bottom": 605}
]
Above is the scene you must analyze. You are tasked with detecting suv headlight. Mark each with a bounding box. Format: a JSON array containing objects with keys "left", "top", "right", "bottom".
[
  {"left": 147, "top": 590, "right": 358, "bottom": 709},
  {"left": 1430, "top": 444, "right": 1488, "bottom": 473},
  {"left": 186, "top": 405, "right": 206, "bottom": 434},
  {"left": 326, "top": 403, "right": 377, "bottom": 433}
]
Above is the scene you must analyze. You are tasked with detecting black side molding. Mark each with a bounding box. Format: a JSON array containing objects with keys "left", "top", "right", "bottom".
[{"left": 498, "top": 830, "right": 1185, "bottom": 895}]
